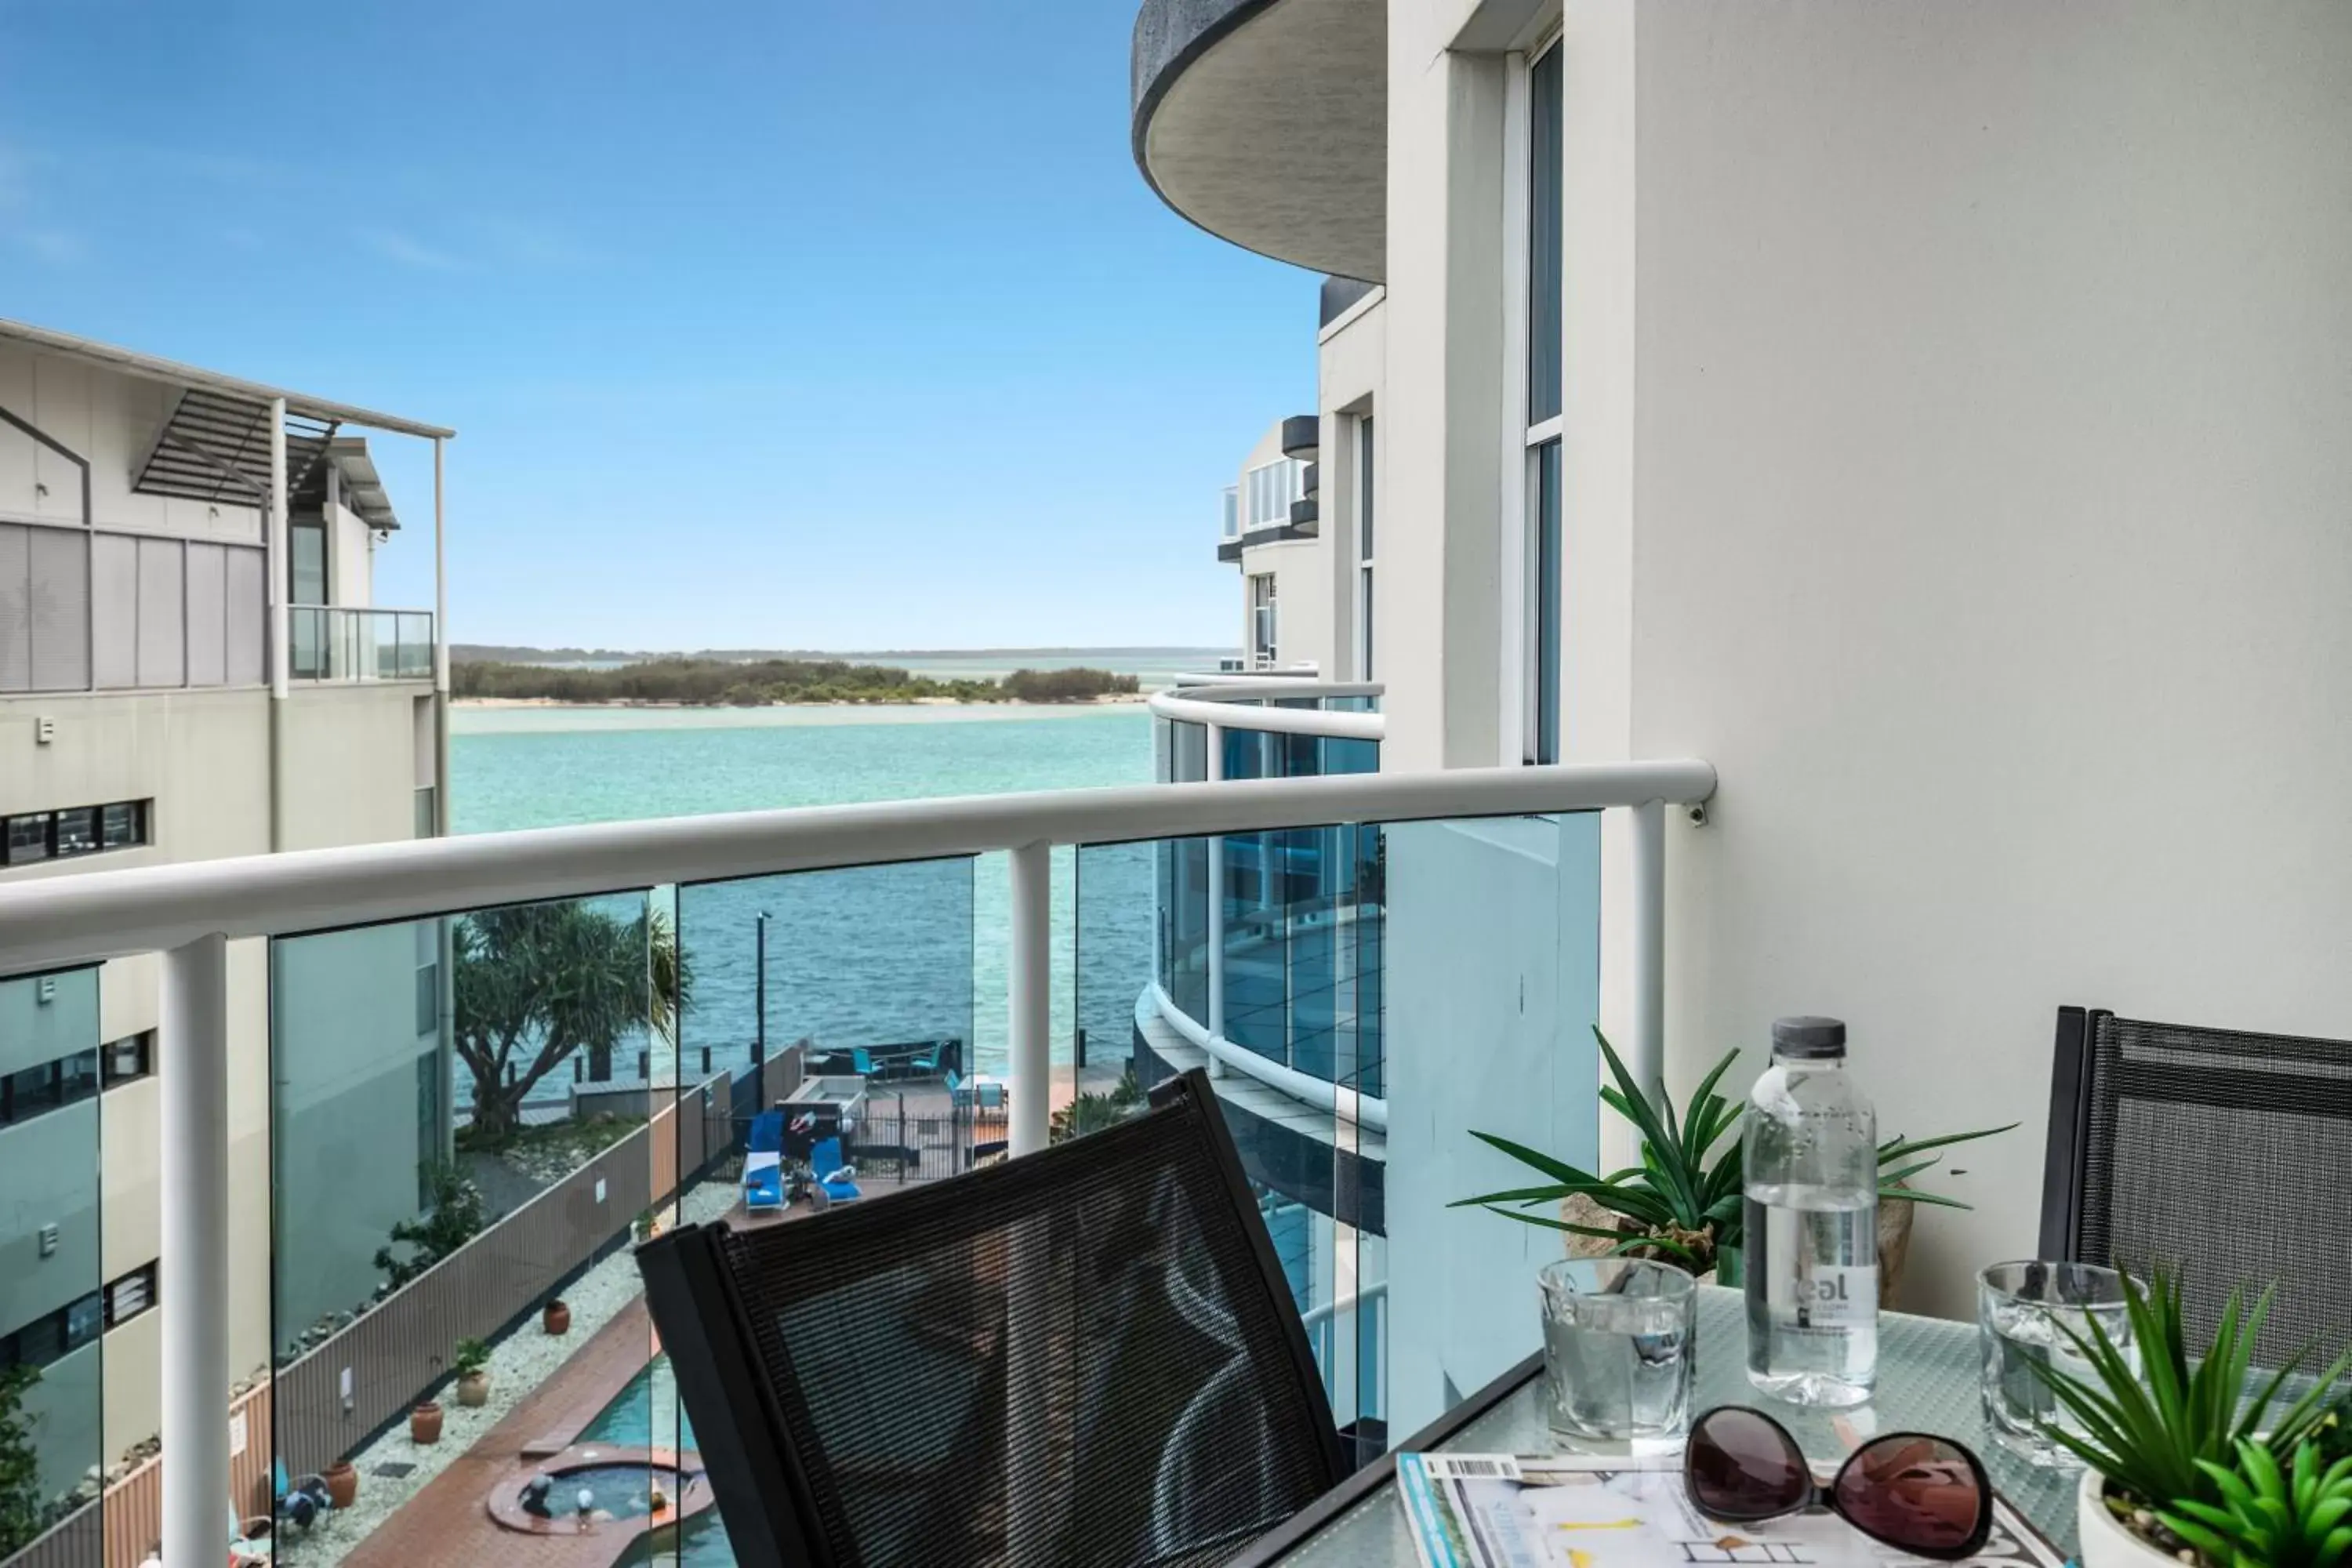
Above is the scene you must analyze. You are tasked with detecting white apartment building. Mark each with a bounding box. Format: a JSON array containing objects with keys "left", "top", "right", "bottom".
[
  {"left": 1142, "top": 0, "right": 2352, "bottom": 1432},
  {"left": 0, "top": 320, "right": 452, "bottom": 1509}
]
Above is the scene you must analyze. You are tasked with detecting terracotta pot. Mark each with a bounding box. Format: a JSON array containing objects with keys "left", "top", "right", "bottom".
[
  {"left": 409, "top": 1401, "right": 443, "bottom": 1445},
  {"left": 1876, "top": 1187, "right": 1917, "bottom": 1307},
  {"left": 543, "top": 1301, "right": 571, "bottom": 1336},
  {"left": 456, "top": 1370, "right": 492, "bottom": 1407},
  {"left": 322, "top": 1461, "right": 358, "bottom": 1510}
]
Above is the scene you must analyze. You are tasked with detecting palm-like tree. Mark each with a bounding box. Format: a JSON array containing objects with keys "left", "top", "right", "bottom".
[{"left": 452, "top": 901, "right": 692, "bottom": 1142}]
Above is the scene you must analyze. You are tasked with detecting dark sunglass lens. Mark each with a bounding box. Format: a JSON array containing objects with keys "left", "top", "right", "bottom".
[
  {"left": 1834, "top": 1436, "right": 1987, "bottom": 1555},
  {"left": 1688, "top": 1409, "right": 1809, "bottom": 1519}
]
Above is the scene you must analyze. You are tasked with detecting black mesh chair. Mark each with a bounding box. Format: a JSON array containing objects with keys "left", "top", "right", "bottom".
[
  {"left": 2041, "top": 1006, "right": 2352, "bottom": 1364},
  {"left": 638, "top": 1067, "right": 1348, "bottom": 1568}
]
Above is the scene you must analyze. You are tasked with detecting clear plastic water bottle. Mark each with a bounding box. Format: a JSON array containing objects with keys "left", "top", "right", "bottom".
[{"left": 1744, "top": 1015, "right": 1878, "bottom": 1406}]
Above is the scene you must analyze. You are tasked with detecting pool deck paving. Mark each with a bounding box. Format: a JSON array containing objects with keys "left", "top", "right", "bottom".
[{"left": 339, "top": 1296, "right": 673, "bottom": 1568}]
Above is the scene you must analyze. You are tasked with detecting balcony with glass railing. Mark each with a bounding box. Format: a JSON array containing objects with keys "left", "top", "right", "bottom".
[
  {"left": 286, "top": 606, "right": 437, "bottom": 684},
  {"left": 0, "top": 750, "right": 1709, "bottom": 1568}
]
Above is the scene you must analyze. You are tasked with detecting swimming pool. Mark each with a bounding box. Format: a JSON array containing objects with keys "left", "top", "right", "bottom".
[
  {"left": 579, "top": 1357, "right": 735, "bottom": 1567},
  {"left": 578, "top": 1354, "right": 700, "bottom": 1450}
]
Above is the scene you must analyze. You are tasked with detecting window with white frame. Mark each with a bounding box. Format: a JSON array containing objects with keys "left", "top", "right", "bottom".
[
  {"left": 1356, "top": 414, "right": 1376, "bottom": 681},
  {"left": 1221, "top": 485, "right": 1240, "bottom": 540},
  {"left": 1523, "top": 38, "right": 1565, "bottom": 764},
  {"left": 1243, "top": 458, "right": 1306, "bottom": 531},
  {"left": 1249, "top": 572, "right": 1279, "bottom": 667}
]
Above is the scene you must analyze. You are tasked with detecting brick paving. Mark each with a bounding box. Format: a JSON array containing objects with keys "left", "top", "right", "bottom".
[{"left": 339, "top": 1297, "right": 673, "bottom": 1568}]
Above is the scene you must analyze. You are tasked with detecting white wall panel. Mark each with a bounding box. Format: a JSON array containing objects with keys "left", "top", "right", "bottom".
[{"left": 135, "top": 536, "right": 184, "bottom": 688}]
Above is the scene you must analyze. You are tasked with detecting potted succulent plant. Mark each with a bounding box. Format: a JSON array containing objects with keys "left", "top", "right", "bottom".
[
  {"left": 2034, "top": 1265, "right": 2352, "bottom": 1568},
  {"left": 409, "top": 1399, "right": 443, "bottom": 1445},
  {"left": 1454, "top": 1027, "right": 2012, "bottom": 1294},
  {"left": 543, "top": 1298, "right": 571, "bottom": 1336},
  {"left": 453, "top": 1338, "right": 492, "bottom": 1406}
]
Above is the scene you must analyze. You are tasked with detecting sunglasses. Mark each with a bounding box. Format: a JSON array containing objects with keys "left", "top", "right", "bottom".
[{"left": 1683, "top": 1406, "right": 1994, "bottom": 1560}]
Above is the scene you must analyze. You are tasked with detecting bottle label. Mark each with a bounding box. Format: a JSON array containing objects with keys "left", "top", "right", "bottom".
[{"left": 1769, "top": 1262, "right": 1878, "bottom": 1330}]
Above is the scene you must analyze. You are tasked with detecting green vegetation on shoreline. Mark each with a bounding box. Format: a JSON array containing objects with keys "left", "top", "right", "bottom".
[{"left": 451, "top": 657, "right": 1142, "bottom": 706}]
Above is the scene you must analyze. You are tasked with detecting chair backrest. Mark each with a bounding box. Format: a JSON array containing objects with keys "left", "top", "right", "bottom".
[
  {"left": 637, "top": 1067, "right": 1348, "bottom": 1568},
  {"left": 978, "top": 1081, "right": 1004, "bottom": 1110},
  {"left": 2043, "top": 1006, "right": 2352, "bottom": 1364},
  {"left": 750, "top": 1109, "right": 784, "bottom": 1155},
  {"left": 810, "top": 1136, "right": 842, "bottom": 1175}
]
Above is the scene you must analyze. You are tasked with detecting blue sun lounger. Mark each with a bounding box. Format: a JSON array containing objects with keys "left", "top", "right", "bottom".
[
  {"left": 811, "top": 1136, "right": 861, "bottom": 1205},
  {"left": 744, "top": 1109, "right": 786, "bottom": 1213}
]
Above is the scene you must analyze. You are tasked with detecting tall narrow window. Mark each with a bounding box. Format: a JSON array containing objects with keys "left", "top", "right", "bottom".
[
  {"left": 1523, "top": 38, "right": 1566, "bottom": 763},
  {"left": 1250, "top": 573, "right": 1279, "bottom": 668},
  {"left": 1356, "top": 415, "right": 1376, "bottom": 682},
  {"left": 1531, "top": 443, "right": 1562, "bottom": 763},
  {"left": 290, "top": 520, "right": 328, "bottom": 678},
  {"left": 1528, "top": 43, "right": 1563, "bottom": 425}
]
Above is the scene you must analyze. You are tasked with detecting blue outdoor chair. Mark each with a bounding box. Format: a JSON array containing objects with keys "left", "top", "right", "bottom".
[
  {"left": 743, "top": 1109, "right": 786, "bottom": 1213},
  {"left": 811, "top": 1135, "right": 862, "bottom": 1205}
]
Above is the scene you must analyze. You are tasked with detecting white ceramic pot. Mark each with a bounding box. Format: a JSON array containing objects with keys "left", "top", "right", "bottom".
[{"left": 2078, "top": 1469, "right": 2179, "bottom": 1568}]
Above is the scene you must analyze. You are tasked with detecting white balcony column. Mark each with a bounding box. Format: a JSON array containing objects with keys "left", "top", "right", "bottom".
[
  {"left": 161, "top": 933, "right": 232, "bottom": 1568},
  {"left": 1628, "top": 799, "right": 1667, "bottom": 1098},
  {"left": 1203, "top": 723, "right": 1225, "bottom": 1078},
  {"left": 267, "top": 397, "right": 288, "bottom": 699},
  {"left": 1007, "top": 840, "right": 1052, "bottom": 1156},
  {"left": 433, "top": 435, "right": 452, "bottom": 836}
]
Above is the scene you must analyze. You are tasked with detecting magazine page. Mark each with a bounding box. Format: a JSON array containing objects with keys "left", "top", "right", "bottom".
[{"left": 1396, "top": 1452, "right": 2062, "bottom": 1568}]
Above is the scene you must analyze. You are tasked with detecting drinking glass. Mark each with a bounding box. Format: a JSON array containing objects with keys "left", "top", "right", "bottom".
[
  {"left": 1977, "top": 1260, "right": 2133, "bottom": 1466},
  {"left": 1538, "top": 1257, "right": 1697, "bottom": 1442}
]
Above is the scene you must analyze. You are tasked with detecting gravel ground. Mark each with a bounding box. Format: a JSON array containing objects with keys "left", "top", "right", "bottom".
[{"left": 272, "top": 1178, "right": 739, "bottom": 1568}]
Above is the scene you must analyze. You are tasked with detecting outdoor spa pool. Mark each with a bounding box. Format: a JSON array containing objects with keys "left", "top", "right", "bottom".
[{"left": 579, "top": 1356, "right": 736, "bottom": 1567}]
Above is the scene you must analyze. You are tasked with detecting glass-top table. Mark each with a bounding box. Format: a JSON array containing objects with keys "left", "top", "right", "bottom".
[{"left": 1231, "top": 1287, "right": 2081, "bottom": 1566}]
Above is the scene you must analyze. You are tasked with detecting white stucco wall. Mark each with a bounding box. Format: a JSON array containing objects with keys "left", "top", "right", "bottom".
[
  {"left": 1595, "top": 0, "right": 2352, "bottom": 1314},
  {"left": 0, "top": 344, "right": 264, "bottom": 543},
  {"left": 1319, "top": 293, "right": 1385, "bottom": 683}
]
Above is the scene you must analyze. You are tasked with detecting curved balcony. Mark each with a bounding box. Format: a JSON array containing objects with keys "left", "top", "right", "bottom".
[
  {"left": 1143, "top": 683, "right": 1386, "bottom": 1132},
  {"left": 1131, "top": 0, "right": 1387, "bottom": 280}
]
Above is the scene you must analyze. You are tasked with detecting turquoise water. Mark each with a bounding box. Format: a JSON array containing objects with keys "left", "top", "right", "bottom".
[
  {"left": 451, "top": 703, "right": 1157, "bottom": 1075},
  {"left": 579, "top": 1356, "right": 734, "bottom": 1567},
  {"left": 576, "top": 1356, "right": 695, "bottom": 1449}
]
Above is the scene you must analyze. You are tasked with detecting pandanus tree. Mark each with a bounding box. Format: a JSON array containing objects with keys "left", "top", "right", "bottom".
[{"left": 452, "top": 901, "right": 692, "bottom": 1142}]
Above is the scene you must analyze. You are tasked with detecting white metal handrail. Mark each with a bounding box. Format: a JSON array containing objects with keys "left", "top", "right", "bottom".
[
  {"left": 0, "top": 761, "right": 1703, "bottom": 969},
  {"left": 1148, "top": 681, "right": 1385, "bottom": 741},
  {"left": 0, "top": 759, "right": 1714, "bottom": 1568}
]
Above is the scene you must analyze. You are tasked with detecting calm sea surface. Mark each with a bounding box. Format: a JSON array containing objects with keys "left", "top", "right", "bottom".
[{"left": 450, "top": 702, "right": 1158, "bottom": 1078}]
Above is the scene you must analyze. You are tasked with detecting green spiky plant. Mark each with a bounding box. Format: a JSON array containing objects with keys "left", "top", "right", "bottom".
[
  {"left": 2034, "top": 1267, "right": 2352, "bottom": 1519},
  {"left": 1452, "top": 1027, "right": 2013, "bottom": 1282},
  {"left": 2160, "top": 1439, "right": 2352, "bottom": 1568}
]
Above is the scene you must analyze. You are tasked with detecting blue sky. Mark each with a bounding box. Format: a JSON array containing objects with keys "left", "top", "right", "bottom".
[{"left": 0, "top": 1, "right": 1314, "bottom": 650}]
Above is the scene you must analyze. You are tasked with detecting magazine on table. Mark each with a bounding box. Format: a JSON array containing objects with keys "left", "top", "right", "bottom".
[{"left": 1394, "top": 1451, "right": 2062, "bottom": 1568}]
